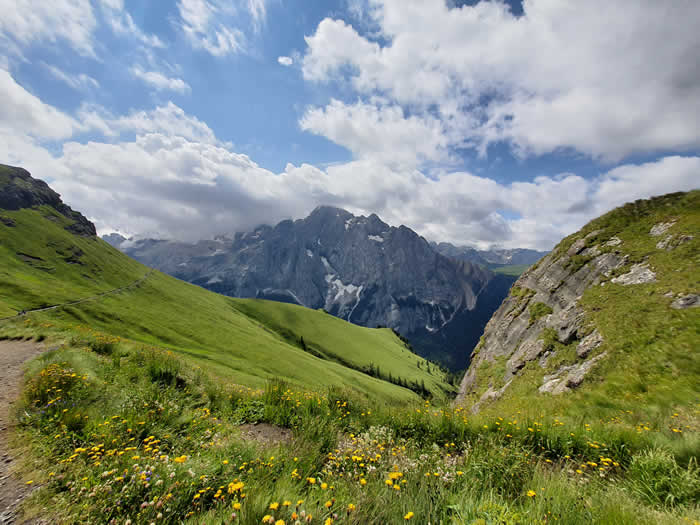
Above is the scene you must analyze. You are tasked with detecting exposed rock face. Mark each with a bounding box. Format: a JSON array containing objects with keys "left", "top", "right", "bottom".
[
  {"left": 611, "top": 263, "right": 656, "bottom": 285},
  {"left": 0, "top": 164, "right": 96, "bottom": 236},
  {"left": 111, "top": 206, "right": 514, "bottom": 368},
  {"left": 456, "top": 222, "right": 641, "bottom": 409},
  {"left": 538, "top": 352, "right": 607, "bottom": 395}
]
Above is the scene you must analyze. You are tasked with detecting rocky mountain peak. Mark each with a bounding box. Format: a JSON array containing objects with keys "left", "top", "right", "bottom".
[
  {"left": 111, "top": 205, "right": 516, "bottom": 368},
  {"left": 0, "top": 164, "right": 96, "bottom": 236}
]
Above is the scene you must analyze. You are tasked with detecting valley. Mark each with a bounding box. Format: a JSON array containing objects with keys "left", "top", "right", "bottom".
[{"left": 0, "top": 166, "right": 698, "bottom": 524}]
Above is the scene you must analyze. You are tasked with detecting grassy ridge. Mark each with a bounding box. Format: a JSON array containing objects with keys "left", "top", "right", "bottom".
[
  {"left": 473, "top": 191, "right": 700, "bottom": 430},
  {"left": 0, "top": 207, "right": 146, "bottom": 317},
  {"left": 0, "top": 206, "right": 451, "bottom": 401}
]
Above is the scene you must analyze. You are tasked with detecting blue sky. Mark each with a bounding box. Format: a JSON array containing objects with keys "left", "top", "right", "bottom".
[{"left": 1, "top": 0, "right": 699, "bottom": 249}]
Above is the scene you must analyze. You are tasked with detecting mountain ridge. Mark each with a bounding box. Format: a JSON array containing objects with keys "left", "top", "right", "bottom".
[{"left": 105, "top": 206, "right": 515, "bottom": 369}]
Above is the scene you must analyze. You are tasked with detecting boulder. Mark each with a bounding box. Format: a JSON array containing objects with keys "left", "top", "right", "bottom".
[{"left": 611, "top": 263, "right": 656, "bottom": 285}]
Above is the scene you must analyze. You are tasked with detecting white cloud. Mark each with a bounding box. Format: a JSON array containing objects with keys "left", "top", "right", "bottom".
[
  {"left": 300, "top": 99, "right": 450, "bottom": 168},
  {"left": 130, "top": 66, "right": 191, "bottom": 94},
  {"left": 0, "top": 69, "right": 81, "bottom": 140},
  {"left": 278, "top": 56, "right": 293, "bottom": 66},
  {"left": 44, "top": 63, "right": 99, "bottom": 90},
  {"left": 302, "top": 0, "right": 700, "bottom": 162},
  {"left": 3, "top": 65, "right": 697, "bottom": 250},
  {"left": 100, "top": 1, "right": 165, "bottom": 49},
  {"left": 0, "top": 0, "right": 97, "bottom": 57},
  {"left": 178, "top": 0, "right": 245, "bottom": 56}
]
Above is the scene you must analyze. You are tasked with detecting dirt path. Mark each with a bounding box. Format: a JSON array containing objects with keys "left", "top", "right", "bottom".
[
  {"left": 0, "top": 340, "right": 45, "bottom": 523},
  {"left": 0, "top": 270, "right": 153, "bottom": 322}
]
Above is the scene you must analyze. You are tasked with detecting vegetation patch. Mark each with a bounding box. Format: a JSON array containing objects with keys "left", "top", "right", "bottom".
[{"left": 528, "top": 302, "right": 553, "bottom": 325}]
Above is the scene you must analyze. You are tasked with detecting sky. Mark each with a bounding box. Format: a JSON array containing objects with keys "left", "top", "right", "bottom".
[{"left": 1, "top": 0, "right": 699, "bottom": 250}]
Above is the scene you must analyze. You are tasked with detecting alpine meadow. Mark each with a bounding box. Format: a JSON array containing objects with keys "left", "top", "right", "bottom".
[{"left": 1, "top": 1, "right": 700, "bottom": 524}]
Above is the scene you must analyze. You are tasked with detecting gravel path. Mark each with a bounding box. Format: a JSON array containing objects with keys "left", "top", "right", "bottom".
[{"left": 0, "top": 341, "right": 45, "bottom": 523}]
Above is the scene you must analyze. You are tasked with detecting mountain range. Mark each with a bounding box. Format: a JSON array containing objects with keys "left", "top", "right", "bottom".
[{"left": 104, "top": 207, "right": 516, "bottom": 369}]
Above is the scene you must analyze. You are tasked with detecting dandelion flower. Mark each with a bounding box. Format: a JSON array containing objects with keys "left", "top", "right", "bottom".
[
  {"left": 404, "top": 512, "right": 414, "bottom": 520},
  {"left": 526, "top": 490, "right": 536, "bottom": 497}
]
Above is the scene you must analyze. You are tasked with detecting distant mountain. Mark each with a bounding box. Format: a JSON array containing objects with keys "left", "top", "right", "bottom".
[
  {"left": 431, "top": 242, "right": 549, "bottom": 268},
  {"left": 108, "top": 206, "right": 515, "bottom": 369}
]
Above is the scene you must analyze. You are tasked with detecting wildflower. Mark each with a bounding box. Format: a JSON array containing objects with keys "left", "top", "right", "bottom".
[
  {"left": 348, "top": 503, "right": 356, "bottom": 512},
  {"left": 321, "top": 482, "right": 328, "bottom": 490},
  {"left": 325, "top": 500, "right": 332, "bottom": 508},
  {"left": 233, "top": 502, "right": 241, "bottom": 510},
  {"left": 283, "top": 500, "right": 292, "bottom": 507},
  {"left": 404, "top": 512, "right": 414, "bottom": 520},
  {"left": 360, "top": 478, "right": 367, "bottom": 486},
  {"left": 173, "top": 455, "right": 187, "bottom": 463},
  {"left": 324, "top": 519, "right": 333, "bottom": 525},
  {"left": 26, "top": 480, "right": 33, "bottom": 485},
  {"left": 275, "top": 521, "right": 285, "bottom": 525},
  {"left": 385, "top": 479, "right": 393, "bottom": 486},
  {"left": 270, "top": 502, "right": 280, "bottom": 510},
  {"left": 262, "top": 516, "right": 272, "bottom": 524},
  {"left": 291, "top": 512, "right": 298, "bottom": 520},
  {"left": 307, "top": 477, "right": 316, "bottom": 484}
]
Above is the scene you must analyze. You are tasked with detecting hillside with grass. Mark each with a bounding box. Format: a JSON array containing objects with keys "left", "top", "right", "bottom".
[
  {"left": 460, "top": 191, "right": 700, "bottom": 429},
  {"left": 1, "top": 169, "right": 698, "bottom": 524},
  {"left": 0, "top": 165, "right": 451, "bottom": 402}
]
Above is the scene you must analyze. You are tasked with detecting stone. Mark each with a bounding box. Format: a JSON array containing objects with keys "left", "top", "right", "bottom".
[
  {"left": 507, "top": 339, "right": 545, "bottom": 374},
  {"left": 539, "top": 352, "right": 608, "bottom": 395},
  {"left": 656, "top": 235, "right": 674, "bottom": 250},
  {"left": 611, "top": 263, "right": 656, "bottom": 285},
  {"left": 605, "top": 236, "right": 622, "bottom": 247},
  {"left": 576, "top": 329, "right": 603, "bottom": 358},
  {"left": 671, "top": 294, "right": 700, "bottom": 309},
  {"left": 650, "top": 221, "right": 676, "bottom": 236}
]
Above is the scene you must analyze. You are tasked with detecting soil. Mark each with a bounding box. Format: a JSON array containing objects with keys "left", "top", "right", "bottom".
[
  {"left": 0, "top": 340, "right": 45, "bottom": 523},
  {"left": 238, "top": 423, "right": 293, "bottom": 448}
]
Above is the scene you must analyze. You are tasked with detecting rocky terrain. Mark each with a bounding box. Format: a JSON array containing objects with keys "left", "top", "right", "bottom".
[
  {"left": 0, "top": 164, "right": 96, "bottom": 237},
  {"left": 106, "top": 207, "right": 515, "bottom": 368},
  {"left": 458, "top": 191, "right": 699, "bottom": 412}
]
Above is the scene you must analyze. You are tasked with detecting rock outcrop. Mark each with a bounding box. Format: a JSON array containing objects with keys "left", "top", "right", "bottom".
[
  {"left": 0, "top": 164, "right": 96, "bottom": 236},
  {"left": 457, "top": 191, "right": 700, "bottom": 413}
]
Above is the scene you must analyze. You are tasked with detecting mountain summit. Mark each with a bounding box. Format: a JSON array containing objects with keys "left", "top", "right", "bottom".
[{"left": 110, "top": 206, "right": 515, "bottom": 368}]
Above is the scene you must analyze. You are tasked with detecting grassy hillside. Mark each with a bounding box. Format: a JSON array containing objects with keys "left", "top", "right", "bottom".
[
  {"left": 466, "top": 191, "right": 700, "bottom": 429},
  {"left": 2, "top": 174, "right": 699, "bottom": 524},
  {"left": 0, "top": 205, "right": 451, "bottom": 402}
]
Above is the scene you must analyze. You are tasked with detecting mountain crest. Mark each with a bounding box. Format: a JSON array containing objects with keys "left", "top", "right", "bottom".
[{"left": 0, "top": 164, "right": 96, "bottom": 236}]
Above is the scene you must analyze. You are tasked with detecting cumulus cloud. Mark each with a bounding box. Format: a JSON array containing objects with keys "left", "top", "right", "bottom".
[
  {"left": 130, "top": 66, "right": 191, "bottom": 94},
  {"left": 0, "top": 69, "right": 81, "bottom": 140},
  {"left": 300, "top": 99, "right": 450, "bottom": 168},
  {"left": 278, "top": 56, "right": 293, "bottom": 66},
  {"left": 302, "top": 0, "right": 700, "bottom": 162}
]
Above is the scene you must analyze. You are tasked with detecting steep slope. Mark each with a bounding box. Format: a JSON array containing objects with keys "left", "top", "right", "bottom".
[
  {"left": 0, "top": 164, "right": 451, "bottom": 401},
  {"left": 111, "top": 207, "right": 513, "bottom": 369},
  {"left": 459, "top": 191, "right": 699, "bottom": 422}
]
